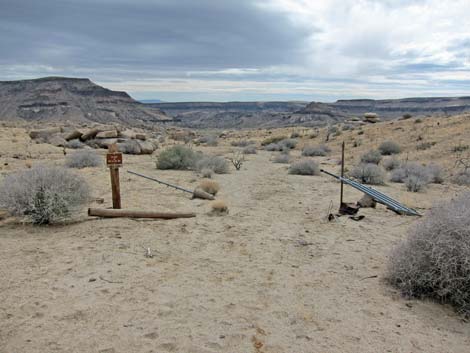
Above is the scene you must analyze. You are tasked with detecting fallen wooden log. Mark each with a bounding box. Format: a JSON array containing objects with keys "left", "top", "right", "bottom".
[{"left": 88, "top": 208, "right": 196, "bottom": 219}]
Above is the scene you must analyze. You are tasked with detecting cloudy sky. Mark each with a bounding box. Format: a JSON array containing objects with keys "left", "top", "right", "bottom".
[{"left": 1, "top": 0, "right": 469, "bottom": 102}]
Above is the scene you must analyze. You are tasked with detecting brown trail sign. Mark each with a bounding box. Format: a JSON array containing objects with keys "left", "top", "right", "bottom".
[{"left": 107, "top": 144, "right": 122, "bottom": 209}]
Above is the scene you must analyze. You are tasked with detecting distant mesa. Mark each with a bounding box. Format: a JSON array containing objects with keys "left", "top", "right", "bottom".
[{"left": 0, "top": 76, "right": 170, "bottom": 125}]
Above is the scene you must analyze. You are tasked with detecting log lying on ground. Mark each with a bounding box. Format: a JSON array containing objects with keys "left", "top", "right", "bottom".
[{"left": 88, "top": 208, "right": 196, "bottom": 219}]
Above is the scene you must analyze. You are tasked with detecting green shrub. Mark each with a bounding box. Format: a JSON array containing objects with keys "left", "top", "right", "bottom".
[
  {"left": 156, "top": 145, "right": 197, "bottom": 170},
  {"left": 0, "top": 166, "right": 90, "bottom": 224},
  {"left": 350, "top": 163, "right": 386, "bottom": 185}
]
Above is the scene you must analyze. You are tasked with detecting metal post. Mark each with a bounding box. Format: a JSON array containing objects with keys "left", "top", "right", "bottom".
[{"left": 340, "top": 141, "right": 345, "bottom": 207}]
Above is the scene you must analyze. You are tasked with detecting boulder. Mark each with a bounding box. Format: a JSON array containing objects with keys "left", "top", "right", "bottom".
[
  {"left": 119, "top": 130, "right": 137, "bottom": 139},
  {"left": 357, "top": 194, "right": 377, "bottom": 208},
  {"left": 117, "top": 140, "right": 141, "bottom": 154},
  {"left": 47, "top": 135, "right": 67, "bottom": 147},
  {"left": 135, "top": 133, "right": 147, "bottom": 141},
  {"left": 136, "top": 140, "right": 156, "bottom": 154},
  {"left": 94, "top": 138, "right": 119, "bottom": 149},
  {"left": 29, "top": 127, "right": 62, "bottom": 140},
  {"left": 96, "top": 130, "right": 118, "bottom": 139},
  {"left": 64, "top": 129, "right": 83, "bottom": 141},
  {"left": 80, "top": 128, "right": 100, "bottom": 141}
]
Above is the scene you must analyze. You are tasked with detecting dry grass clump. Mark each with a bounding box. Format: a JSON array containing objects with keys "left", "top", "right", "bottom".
[
  {"left": 0, "top": 166, "right": 90, "bottom": 224},
  {"left": 302, "top": 144, "right": 331, "bottom": 157},
  {"left": 387, "top": 193, "right": 470, "bottom": 317},
  {"left": 288, "top": 159, "right": 320, "bottom": 175},
  {"left": 379, "top": 140, "right": 401, "bottom": 155},
  {"left": 242, "top": 145, "right": 257, "bottom": 154},
  {"left": 350, "top": 163, "right": 386, "bottom": 185},
  {"left": 360, "top": 150, "right": 382, "bottom": 165},
  {"left": 156, "top": 145, "right": 197, "bottom": 170},
  {"left": 198, "top": 179, "right": 220, "bottom": 195},
  {"left": 210, "top": 200, "right": 228, "bottom": 214},
  {"left": 65, "top": 150, "right": 101, "bottom": 169},
  {"left": 195, "top": 155, "right": 229, "bottom": 174}
]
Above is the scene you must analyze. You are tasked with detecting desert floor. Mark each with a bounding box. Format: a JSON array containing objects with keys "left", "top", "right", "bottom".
[{"left": 1, "top": 118, "right": 470, "bottom": 353}]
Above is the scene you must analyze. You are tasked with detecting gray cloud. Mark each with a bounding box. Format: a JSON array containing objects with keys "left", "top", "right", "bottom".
[{"left": 0, "top": 0, "right": 311, "bottom": 69}]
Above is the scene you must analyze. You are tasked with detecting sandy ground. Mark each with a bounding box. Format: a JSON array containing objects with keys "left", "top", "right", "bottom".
[{"left": 1, "top": 119, "right": 470, "bottom": 353}]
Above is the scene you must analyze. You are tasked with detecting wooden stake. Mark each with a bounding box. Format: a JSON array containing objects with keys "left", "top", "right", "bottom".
[
  {"left": 88, "top": 208, "right": 195, "bottom": 219},
  {"left": 110, "top": 166, "right": 121, "bottom": 209},
  {"left": 340, "top": 141, "right": 345, "bottom": 207}
]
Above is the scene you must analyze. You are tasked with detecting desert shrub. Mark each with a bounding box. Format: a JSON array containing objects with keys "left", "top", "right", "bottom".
[
  {"left": 199, "top": 135, "right": 218, "bottom": 146},
  {"left": 265, "top": 143, "right": 282, "bottom": 151},
  {"left": 198, "top": 179, "right": 220, "bottom": 195},
  {"left": 360, "top": 150, "right": 382, "bottom": 164},
  {"left": 195, "top": 155, "right": 229, "bottom": 174},
  {"left": 231, "top": 140, "right": 255, "bottom": 147},
  {"left": 0, "top": 166, "right": 90, "bottom": 224},
  {"left": 65, "top": 139, "right": 85, "bottom": 149},
  {"left": 210, "top": 200, "right": 228, "bottom": 214},
  {"left": 427, "top": 164, "right": 445, "bottom": 184},
  {"left": 288, "top": 160, "right": 320, "bottom": 176},
  {"left": 378, "top": 141, "right": 401, "bottom": 155},
  {"left": 342, "top": 124, "right": 354, "bottom": 131},
  {"left": 201, "top": 168, "right": 213, "bottom": 178},
  {"left": 273, "top": 154, "right": 291, "bottom": 164},
  {"left": 452, "top": 144, "right": 469, "bottom": 153},
  {"left": 382, "top": 157, "right": 401, "bottom": 171},
  {"left": 280, "top": 138, "right": 298, "bottom": 150},
  {"left": 308, "top": 131, "right": 319, "bottom": 139},
  {"left": 290, "top": 131, "right": 301, "bottom": 138},
  {"left": 405, "top": 174, "right": 428, "bottom": 192},
  {"left": 387, "top": 193, "right": 470, "bottom": 316},
  {"left": 65, "top": 150, "right": 101, "bottom": 169},
  {"left": 242, "top": 146, "right": 257, "bottom": 154},
  {"left": 302, "top": 144, "right": 330, "bottom": 157},
  {"left": 118, "top": 140, "right": 141, "bottom": 154},
  {"left": 156, "top": 145, "right": 197, "bottom": 170},
  {"left": 402, "top": 113, "right": 412, "bottom": 120},
  {"left": 414, "top": 118, "right": 423, "bottom": 123},
  {"left": 453, "top": 170, "right": 470, "bottom": 186},
  {"left": 390, "top": 162, "right": 442, "bottom": 185},
  {"left": 350, "top": 163, "right": 386, "bottom": 185},
  {"left": 261, "top": 135, "right": 287, "bottom": 146}
]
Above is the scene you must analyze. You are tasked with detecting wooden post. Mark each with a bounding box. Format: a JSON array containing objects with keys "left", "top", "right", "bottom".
[
  {"left": 340, "top": 141, "right": 345, "bottom": 207},
  {"left": 107, "top": 144, "right": 123, "bottom": 209}
]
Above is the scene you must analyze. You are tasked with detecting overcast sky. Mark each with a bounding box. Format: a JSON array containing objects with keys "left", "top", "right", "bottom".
[{"left": 1, "top": 0, "right": 469, "bottom": 102}]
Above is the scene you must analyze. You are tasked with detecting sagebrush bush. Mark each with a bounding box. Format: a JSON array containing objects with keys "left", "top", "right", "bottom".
[
  {"left": 360, "top": 150, "right": 382, "bottom": 164},
  {"left": 156, "top": 145, "right": 197, "bottom": 170},
  {"left": 280, "top": 138, "right": 298, "bottom": 150},
  {"left": 65, "top": 150, "right": 101, "bottom": 169},
  {"left": 273, "top": 154, "right": 291, "bottom": 164},
  {"left": 302, "top": 145, "right": 330, "bottom": 157},
  {"left": 350, "top": 163, "right": 386, "bottom": 185},
  {"left": 200, "top": 168, "right": 213, "bottom": 178},
  {"left": 427, "top": 164, "right": 445, "bottom": 184},
  {"left": 199, "top": 135, "right": 218, "bottom": 146},
  {"left": 265, "top": 143, "right": 282, "bottom": 151},
  {"left": 405, "top": 174, "right": 428, "bottom": 192},
  {"left": 453, "top": 170, "right": 470, "bottom": 186},
  {"left": 288, "top": 160, "right": 320, "bottom": 175},
  {"left": 242, "top": 146, "right": 257, "bottom": 154},
  {"left": 231, "top": 140, "right": 254, "bottom": 147},
  {"left": 195, "top": 155, "right": 229, "bottom": 174},
  {"left": 379, "top": 141, "right": 401, "bottom": 155},
  {"left": 0, "top": 166, "right": 90, "bottom": 224},
  {"left": 390, "top": 162, "right": 443, "bottom": 185},
  {"left": 382, "top": 157, "right": 401, "bottom": 171},
  {"left": 290, "top": 131, "right": 301, "bottom": 138},
  {"left": 387, "top": 193, "right": 470, "bottom": 316}
]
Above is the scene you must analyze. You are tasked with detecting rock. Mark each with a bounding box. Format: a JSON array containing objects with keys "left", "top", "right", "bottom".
[
  {"left": 119, "top": 130, "right": 137, "bottom": 139},
  {"left": 29, "top": 127, "right": 62, "bottom": 139},
  {"left": 135, "top": 133, "right": 146, "bottom": 141},
  {"left": 96, "top": 130, "right": 118, "bottom": 139},
  {"left": 118, "top": 140, "right": 141, "bottom": 154},
  {"left": 0, "top": 209, "right": 9, "bottom": 220},
  {"left": 136, "top": 140, "right": 156, "bottom": 154},
  {"left": 357, "top": 194, "right": 377, "bottom": 208},
  {"left": 94, "top": 138, "right": 119, "bottom": 149},
  {"left": 64, "top": 129, "right": 83, "bottom": 141},
  {"left": 80, "top": 128, "right": 100, "bottom": 141},
  {"left": 47, "top": 135, "right": 67, "bottom": 147}
]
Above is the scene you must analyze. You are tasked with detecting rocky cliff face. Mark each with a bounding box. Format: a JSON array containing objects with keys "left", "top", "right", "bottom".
[{"left": 0, "top": 77, "right": 170, "bottom": 125}]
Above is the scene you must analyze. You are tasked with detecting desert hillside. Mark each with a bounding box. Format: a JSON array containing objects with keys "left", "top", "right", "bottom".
[
  {"left": 0, "top": 77, "right": 170, "bottom": 125},
  {"left": 1, "top": 114, "right": 470, "bottom": 352}
]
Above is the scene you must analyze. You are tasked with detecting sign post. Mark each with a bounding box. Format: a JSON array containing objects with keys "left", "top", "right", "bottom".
[{"left": 106, "top": 144, "right": 122, "bottom": 209}]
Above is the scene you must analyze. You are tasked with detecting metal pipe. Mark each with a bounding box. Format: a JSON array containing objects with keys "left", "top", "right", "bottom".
[{"left": 127, "top": 170, "right": 194, "bottom": 194}]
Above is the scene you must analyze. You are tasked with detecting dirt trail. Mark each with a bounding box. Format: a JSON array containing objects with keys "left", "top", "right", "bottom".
[{"left": 1, "top": 148, "right": 470, "bottom": 353}]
